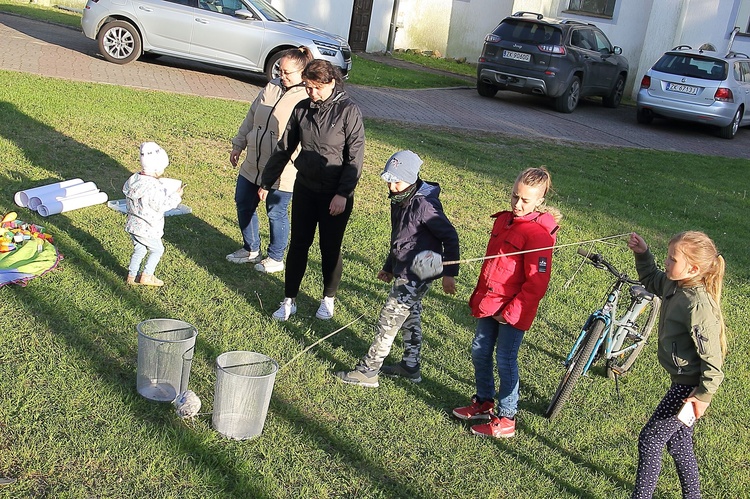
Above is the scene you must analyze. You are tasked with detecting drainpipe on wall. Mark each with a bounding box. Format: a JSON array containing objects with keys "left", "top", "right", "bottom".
[
  {"left": 386, "top": 0, "right": 401, "bottom": 54},
  {"left": 726, "top": 26, "right": 740, "bottom": 56}
]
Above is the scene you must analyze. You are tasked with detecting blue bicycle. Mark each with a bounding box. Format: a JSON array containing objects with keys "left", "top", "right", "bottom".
[{"left": 545, "top": 247, "right": 661, "bottom": 419}]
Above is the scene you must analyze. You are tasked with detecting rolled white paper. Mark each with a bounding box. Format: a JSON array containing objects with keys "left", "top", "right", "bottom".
[
  {"left": 38, "top": 191, "right": 109, "bottom": 217},
  {"left": 159, "top": 177, "right": 183, "bottom": 195},
  {"left": 28, "top": 182, "right": 100, "bottom": 211},
  {"left": 14, "top": 178, "right": 84, "bottom": 207}
]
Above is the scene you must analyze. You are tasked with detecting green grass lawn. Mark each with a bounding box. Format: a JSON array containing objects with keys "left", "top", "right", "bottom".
[
  {"left": 391, "top": 50, "right": 477, "bottom": 78},
  {"left": 0, "top": 0, "right": 82, "bottom": 27},
  {"left": 0, "top": 70, "right": 748, "bottom": 498}
]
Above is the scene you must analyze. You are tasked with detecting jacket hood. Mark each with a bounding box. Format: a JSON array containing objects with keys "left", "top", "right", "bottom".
[
  {"left": 492, "top": 210, "right": 559, "bottom": 235},
  {"left": 123, "top": 173, "right": 152, "bottom": 200},
  {"left": 416, "top": 179, "right": 440, "bottom": 199}
]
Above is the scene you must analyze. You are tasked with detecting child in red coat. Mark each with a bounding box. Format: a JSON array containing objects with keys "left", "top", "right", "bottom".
[{"left": 453, "top": 167, "right": 561, "bottom": 438}]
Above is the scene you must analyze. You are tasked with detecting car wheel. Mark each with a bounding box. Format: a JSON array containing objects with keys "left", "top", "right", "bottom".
[
  {"left": 476, "top": 79, "right": 498, "bottom": 98},
  {"left": 603, "top": 75, "right": 625, "bottom": 108},
  {"left": 554, "top": 76, "right": 580, "bottom": 113},
  {"left": 717, "top": 107, "right": 742, "bottom": 139},
  {"left": 265, "top": 51, "right": 285, "bottom": 81},
  {"left": 97, "top": 20, "right": 141, "bottom": 65},
  {"left": 636, "top": 107, "right": 654, "bottom": 124}
]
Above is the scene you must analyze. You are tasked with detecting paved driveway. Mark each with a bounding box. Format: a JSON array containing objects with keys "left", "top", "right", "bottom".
[{"left": 2, "top": 12, "right": 749, "bottom": 159}]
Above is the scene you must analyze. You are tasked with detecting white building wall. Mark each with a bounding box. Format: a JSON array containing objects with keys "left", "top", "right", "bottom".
[
  {"left": 366, "top": 0, "right": 397, "bottom": 53},
  {"left": 270, "top": 0, "right": 354, "bottom": 39},
  {"left": 550, "top": 0, "right": 659, "bottom": 97},
  {"left": 677, "top": 0, "right": 750, "bottom": 57},
  {"left": 629, "top": 0, "right": 685, "bottom": 98},
  {"left": 391, "top": 0, "right": 452, "bottom": 54},
  {"left": 445, "top": 0, "right": 516, "bottom": 60}
]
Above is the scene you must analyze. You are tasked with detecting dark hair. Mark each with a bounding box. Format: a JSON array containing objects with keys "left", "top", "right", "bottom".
[
  {"left": 279, "top": 47, "right": 313, "bottom": 71},
  {"left": 302, "top": 59, "right": 343, "bottom": 86}
]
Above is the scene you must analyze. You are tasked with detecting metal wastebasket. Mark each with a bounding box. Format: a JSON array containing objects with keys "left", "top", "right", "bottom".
[
  {"left": 212, "top": 351, "right": 278, "bottom": 440},
  {"left": 136, "top": 319, "right": 197, "bottom": 402}
]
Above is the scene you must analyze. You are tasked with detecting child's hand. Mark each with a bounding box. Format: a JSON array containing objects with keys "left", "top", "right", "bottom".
[
  {"left": 442, "top": 276, "right": 456, "bottom": 295},
  {"left": 685, "top": 390, "right": 710, "bottom": 419},
  {"left": 492, "top": 313, "right": 508, "bottom": 324},
  {"left": 627, "top": 232, "right": 648, "bottom": 254},
  {"left": 258, "top": 188, "right": 269, "bottom": 201},
  {"left": 377, "top": 270, "right": 393, "bottom": 283}
]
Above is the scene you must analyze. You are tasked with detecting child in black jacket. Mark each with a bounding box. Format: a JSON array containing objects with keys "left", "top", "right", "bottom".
[{"left": 335, "top": 150, "right": 459, "bottom": 387}]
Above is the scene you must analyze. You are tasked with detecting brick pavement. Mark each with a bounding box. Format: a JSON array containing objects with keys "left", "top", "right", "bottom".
[{"left": 2, "top": 12, "right": 749, "bottom": 159}]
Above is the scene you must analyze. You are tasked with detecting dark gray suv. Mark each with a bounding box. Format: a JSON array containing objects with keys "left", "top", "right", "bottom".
[{"left": 477, "top": 12, "right": 628, "bottom": 113}]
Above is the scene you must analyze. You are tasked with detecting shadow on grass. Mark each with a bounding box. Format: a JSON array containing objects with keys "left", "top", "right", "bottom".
[{"left": 0, "top": 101, "right": 438, "bottom": 496}]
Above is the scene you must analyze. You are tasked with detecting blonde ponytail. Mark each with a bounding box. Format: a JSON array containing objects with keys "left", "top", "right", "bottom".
[{"left": 670, "top": 231, "right": 727, "bottom": 355}]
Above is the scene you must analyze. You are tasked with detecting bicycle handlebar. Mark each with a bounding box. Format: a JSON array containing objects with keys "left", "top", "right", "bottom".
[{"left": 577, "top": 246, "right": 640, "bottom": 285}]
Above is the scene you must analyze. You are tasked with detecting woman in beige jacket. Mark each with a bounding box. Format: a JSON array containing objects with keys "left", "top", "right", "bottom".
[{"left": 227, "top": 47, "right": 312, "bottom": 272}]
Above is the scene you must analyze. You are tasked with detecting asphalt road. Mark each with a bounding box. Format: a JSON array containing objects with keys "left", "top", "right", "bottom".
[{"left": 2, "top": 12, "right": 749, "bottom": 159}]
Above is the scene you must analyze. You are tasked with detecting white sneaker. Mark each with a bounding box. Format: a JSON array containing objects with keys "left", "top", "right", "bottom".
[
  {"left": 226, "top": 248, "right": 262, "bottom": 264},
  {"left": 272, "top": 298, "right": 296, "bottom": 321},
  {"left": 255, "top": 257, "right": 284, "bottom": 273},
  {"left": 315, "top": 296, "right": 335, "bottom": 320}
]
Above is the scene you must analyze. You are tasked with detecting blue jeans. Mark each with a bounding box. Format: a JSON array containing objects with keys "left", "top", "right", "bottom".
[
  {"left": 471, "top": 317, "right": 526, "bottom": 418},
  {"left": 128, "top": 234, "right": 164, "bottom": 276},
  {"left": 234, "top": 175, "right": 292, "bottom": 261}
]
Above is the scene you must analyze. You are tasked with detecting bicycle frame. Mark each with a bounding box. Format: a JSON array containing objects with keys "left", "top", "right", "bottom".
[
  {"left": 545, "top": 248, "right": 660, "bottom": 419},
  {"left": 564, "top": 279, "right": 653, "bottom": 376}
]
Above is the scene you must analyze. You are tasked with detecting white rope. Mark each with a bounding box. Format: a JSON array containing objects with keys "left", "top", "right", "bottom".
[
  {"left": 442, "top": 232, "right": 631, "bottom": 266},
  {"left": 279, "top": 313, "right": 366, "bottom": 371}
]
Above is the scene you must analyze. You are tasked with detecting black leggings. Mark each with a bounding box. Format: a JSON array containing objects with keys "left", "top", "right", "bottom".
[
  {"left": 285, "top": 182, "right": 353, "bottom": 299},
  {"left": 632, "top": 383, "right": 701, "bottom": 499}
]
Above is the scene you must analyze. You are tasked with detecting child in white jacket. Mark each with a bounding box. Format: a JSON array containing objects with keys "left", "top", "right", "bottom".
[{"left": 123, "top": 142, "right": 182, "bottom": 286}]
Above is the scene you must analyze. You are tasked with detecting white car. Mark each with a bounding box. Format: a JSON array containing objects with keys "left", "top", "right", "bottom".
[
  {"left": 637, "top": 45, "right": 750, "bottom": 139},
  {"left": 81, "top": 0, "right": 352, "bottom": 80}
]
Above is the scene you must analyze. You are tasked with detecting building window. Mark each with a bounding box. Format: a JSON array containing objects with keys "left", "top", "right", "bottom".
[
  {"left": 567, "top": 0, "right": 615, "bottom": 18},
  {"left": 738, "top": 0, "right": 750, "bottom": 33}
]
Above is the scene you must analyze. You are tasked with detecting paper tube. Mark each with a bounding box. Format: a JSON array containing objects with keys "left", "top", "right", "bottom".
[
  {"left": 37, "top": 191, "right": 109, "bottom": 217},
  {"left": 14, "top": 179, "right": 84, "bottom": 207},
  {"left": 28, "top": 182, "right": 100, "bottom": 211}
]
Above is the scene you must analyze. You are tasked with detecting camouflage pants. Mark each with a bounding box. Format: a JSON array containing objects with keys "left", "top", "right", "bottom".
[{"left": 361, "top": 278, "right": 431, "bottom": 371}]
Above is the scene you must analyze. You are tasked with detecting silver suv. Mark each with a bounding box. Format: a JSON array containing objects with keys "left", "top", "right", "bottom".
[
  {"left": 637, "top": 44, "right": 750, "bottom": 139},
  {"left": 81, "top": 0, "right": 352, "bottom": 80},
  {"left": 477, "top": 12, "right": 628, "bottom": 113}
]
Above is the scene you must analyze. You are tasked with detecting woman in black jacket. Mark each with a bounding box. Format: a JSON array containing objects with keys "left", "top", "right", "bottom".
[{"left": 259, "top": 59, "right": 365, "bottom": 321}]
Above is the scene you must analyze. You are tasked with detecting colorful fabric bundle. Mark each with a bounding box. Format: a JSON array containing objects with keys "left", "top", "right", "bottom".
[{"left": 0, "top": 213, "right": 62, "bottom": 287}]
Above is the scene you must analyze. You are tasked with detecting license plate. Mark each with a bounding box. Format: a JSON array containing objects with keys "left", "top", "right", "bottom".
[
  {"left": 666, "top": 82, "right": 698, "bottom": 95},
  {"left": 503, "top": 50, "right": 531, "bottom": 63}
]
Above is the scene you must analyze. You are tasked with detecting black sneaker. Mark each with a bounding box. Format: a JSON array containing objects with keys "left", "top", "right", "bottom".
[{"left": 380, "top": 361, "right": 422, "bottom": 383}]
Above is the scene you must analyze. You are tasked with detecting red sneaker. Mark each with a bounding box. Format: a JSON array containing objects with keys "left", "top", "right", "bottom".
[
  {"left": 470, "top": 415, "right": 515, "bottom": 438},
  {"left": 452, "top": 397, "right": 494, "bottom": 420}
]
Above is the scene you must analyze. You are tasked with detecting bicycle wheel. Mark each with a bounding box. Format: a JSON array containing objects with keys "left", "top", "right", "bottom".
[
  {"left": 545, "top": 319, "right": 605, "bottom": 420},
  {"left": 606, "top": 297, "right": 661, "bottom": 379}
]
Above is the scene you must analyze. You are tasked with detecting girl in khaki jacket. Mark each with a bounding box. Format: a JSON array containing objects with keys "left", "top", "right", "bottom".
[
  {"left": 628, "top": 231, "right": 726, "bottom": 499},
  {"left": 227, "top": 48, "right": 311, "bottom": 273}
]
